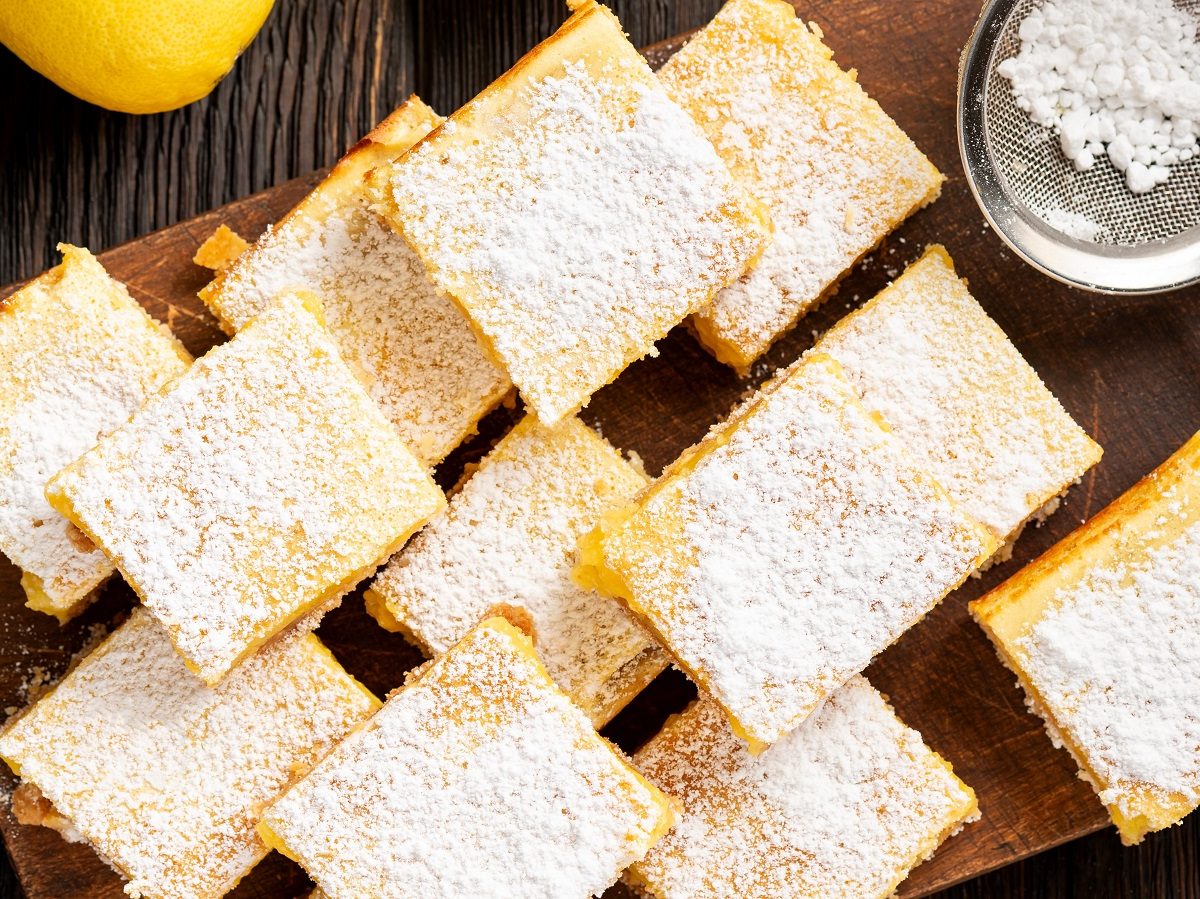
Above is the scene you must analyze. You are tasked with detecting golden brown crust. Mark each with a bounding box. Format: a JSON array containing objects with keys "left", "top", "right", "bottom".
[
  {"left": 192, "top": 225, "right": 250, "bottom": 273},
  {"left": 486, "top": 603, "right": 538, "bottom": 644}
]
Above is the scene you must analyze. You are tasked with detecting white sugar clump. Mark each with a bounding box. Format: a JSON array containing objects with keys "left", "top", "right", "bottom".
[{"left": 997, "top": 0, "right": 1200, "bottom": 193}]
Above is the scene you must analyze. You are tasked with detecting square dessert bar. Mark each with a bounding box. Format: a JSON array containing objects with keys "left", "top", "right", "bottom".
[
  {"left": 367, "top": 0, "right": 771, "bottom": 425},
  {"left": 628, "top": 676, "right": 978, "bottom": 899},
  {"left": 367, "top": 414, "right": 665, "bottom": 726},
  {"left": 657, "top": 0, "right": 943, "bottom": 370},
  {"left": 47, "top": 293, "right": 445, "bottom": 684},
  {"left": 199, "top": 97, "right": 510, "bottom": 466},
  {"left": 579, "top": 353, "right": 997, "bottom": 751},
  {"left": 0, "top": 244, "right": 190, "bottom": 621},
  {"left": 0, "top": 609, "right": 378, "bottom": 899},
  {"left": 260, "top": 616, "right": 675, "bottom": 899},
  {"left": 971, "top": 431, "right": 1200, "bottom": 845},
  {"left": 814, "top": 245, "right": 1102, "bottom": 549}
]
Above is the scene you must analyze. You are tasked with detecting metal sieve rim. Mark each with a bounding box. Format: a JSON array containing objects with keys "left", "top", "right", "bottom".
[{"left": 957, "top": 0, "right": 1200, "bottom": 295}]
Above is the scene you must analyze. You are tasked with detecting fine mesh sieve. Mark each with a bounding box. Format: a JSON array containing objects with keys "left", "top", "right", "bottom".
[{"left": 958, "top": 0, "right": 1200, "bottom": 293}]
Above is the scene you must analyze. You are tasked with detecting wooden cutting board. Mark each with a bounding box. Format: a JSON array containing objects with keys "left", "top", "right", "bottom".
[{"left": 1, "top": 1, "right": 1197, "bottom": 896}]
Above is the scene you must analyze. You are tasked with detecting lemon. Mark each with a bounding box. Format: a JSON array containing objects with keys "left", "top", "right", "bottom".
[{"left": 0, "top": 0, "right": 276, "bottom": 114}]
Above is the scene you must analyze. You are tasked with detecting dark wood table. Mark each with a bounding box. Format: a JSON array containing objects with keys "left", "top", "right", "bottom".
[{"left": 0, "top": 1, "right": 1197, "bottom": 896}]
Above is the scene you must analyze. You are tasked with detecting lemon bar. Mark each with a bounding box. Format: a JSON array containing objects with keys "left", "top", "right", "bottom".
[
  {"left": 46, "top": 293, "right": 445, "bottom": 684},
  {"left": 260, "top": 616, "right": 675, "bottom": 899},
  {"left": 367, "top": 0, "right": 771, "bottom": 425},
  {"left": 657, "top": 0, "right": 943, "bottom": 370},
  {"left": 971, "top": 432, "right": 1200, "bottom": 845},
  {"left": 628, "top": 676, "right": 977, "bottom": 899},
  {"left": 580, "top": 354, "right": 997, "bottom": 751},
  {"left": 367, "top": 415, "right": 665, "bottom": 726},
  {"left": 814, "top": 246, "right": 1102, "bottom": 549},
  {"left": 0, "top": 245, "right": 190, "bottom": 621},
  {"left": 0, "top": 608, "right": 378, "bottom": 899},
  {"left": 199, "top": 97, "right": 510, "bottom": 466}
]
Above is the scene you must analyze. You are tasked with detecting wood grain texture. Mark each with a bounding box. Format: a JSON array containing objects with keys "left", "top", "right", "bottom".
[{"left": 0, "top": 1, "right": 1198, "bottom": 898}]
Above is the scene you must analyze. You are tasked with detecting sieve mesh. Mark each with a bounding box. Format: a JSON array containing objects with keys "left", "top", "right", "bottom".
[{"left": 983, "top": 0, "right": 1200, "bottom": 246}]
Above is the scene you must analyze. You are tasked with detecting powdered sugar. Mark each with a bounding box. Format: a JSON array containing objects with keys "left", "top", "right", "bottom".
[
  {"left": 1017, "top": 520, "right": 1200, "bottom": 818},
  {"left": 812, "top": 246, "right": 1101, "bottom": 541},
  {"left": 658, "top": 0, "right": 942, "bottom": 368},
  {"left": 205, "top": 101, "right": 509, "bottom": 466},
  {"left": 368, "top": 416, "right": 664, "bottom": 726},
  {"left": 372, "top": 4, "right": 768, "bottom": 424},
  {"left": 262, "top": 619, "right": 671, "bottom": 899},
  {"left": 998, "top": 0, "right": 1200, "bottom": 193},
  {"left": 0, "top": 609, "right": 376, "bottom": 899},
  {"left": 601, "top": 355, "right": 993, "bottom": 747},
  {"left": 1039, "top": 206, "right": 1104, "bottom": 241},
  {"left": 631, "top": 676, "right": 978, "bottom": 898},
  {"left": 47, "top": 294, "right": 444, "bottom": 683},
  {"left": 0, "top": 246, "right": 189, "bottom": 619}
]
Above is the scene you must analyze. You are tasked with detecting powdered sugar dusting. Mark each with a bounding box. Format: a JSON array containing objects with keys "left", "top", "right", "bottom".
[
  {"left": 813, "top": 246, "right": 1101, "bottom": 540},
  {"left": 658, "top": 0, "right": 942, "bottom": 367},
  {"left": 0, "top": 609, "right": 376, "bottom": 899},
  {"left": 0, "top": 246, "right": 189, "bottom": 618},
  {"left": 369, "top": 416, "right": 665, "bottom": 726},
  {"left": 1039, "top": 206, "right": 1104, "bottom": 242},
  {"left": 1017, "top": 520, "right": 1200, "bottom": 818},
  {"left": 47, "top": 294, "right": 445, "bottom": 683},
  {"left": 631, "top": 676, "right": 977, "bottom": 898},
  {"left": 603, "top": 355, "right": 992, "bottom": 746},
  {"left": 205, "top": 108, "right": 509, "bottom": 466},
  {"left": 263, "top": 619, "right": 671, "bottom": 899},
  {"left": 373, "top": 8, "right": 769, "bottom": 424}
]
